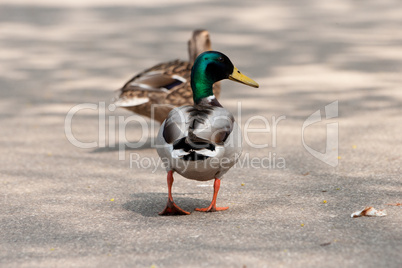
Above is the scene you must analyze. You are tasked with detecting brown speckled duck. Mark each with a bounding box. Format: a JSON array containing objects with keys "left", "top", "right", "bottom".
[{"left": 114, "top": 30, "right": 221, "bottom": 123}]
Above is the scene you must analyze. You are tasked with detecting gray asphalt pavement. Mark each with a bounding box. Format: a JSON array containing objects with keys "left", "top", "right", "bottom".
[{"left": 0, "top": 1, "right": 401, "bottom": 267}]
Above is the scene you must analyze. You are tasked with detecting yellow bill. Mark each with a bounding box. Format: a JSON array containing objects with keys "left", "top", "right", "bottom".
[{"left": 228, "top": 66, "right": 259, "bottom": 88}]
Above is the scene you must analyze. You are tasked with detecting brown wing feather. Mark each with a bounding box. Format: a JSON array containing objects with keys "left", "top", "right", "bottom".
[
  {"left": 115, "top": 30, "right": 221, "bottom": 122},
  {"left": 120, "top": 60, "right": 191, "bottom": 92}
]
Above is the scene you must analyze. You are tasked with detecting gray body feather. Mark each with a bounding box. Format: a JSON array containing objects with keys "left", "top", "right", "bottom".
[{"left": 156, "top": 105, "right": 242, "bottom": 181}]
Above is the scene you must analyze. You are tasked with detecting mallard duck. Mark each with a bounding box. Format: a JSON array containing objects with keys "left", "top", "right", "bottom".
[
  {"left": 156, "top": 51, "right": 259, "bottom": 215},
  {"left": 114, "top": 30, "right": 221, "bottom": 123}
]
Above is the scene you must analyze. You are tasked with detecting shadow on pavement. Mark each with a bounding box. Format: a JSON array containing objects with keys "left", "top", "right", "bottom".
[{"left": 123, "top": 192, "right": 210, "bottom": 217}]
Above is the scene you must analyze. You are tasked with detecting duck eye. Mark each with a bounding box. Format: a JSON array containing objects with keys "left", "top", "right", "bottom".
[{"left": 217, "top": 57, "right": 224, "bottom": 62}]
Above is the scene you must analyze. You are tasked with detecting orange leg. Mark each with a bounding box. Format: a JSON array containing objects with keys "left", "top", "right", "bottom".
[
  {"left": 195, "top": 178, "right": 229, "bottom": 212},
  {"left": 159, "top": 170, "right": 190, "bottom": 216}
]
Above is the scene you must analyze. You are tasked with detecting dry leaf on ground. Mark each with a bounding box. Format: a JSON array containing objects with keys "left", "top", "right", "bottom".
[{"left": 351, "top": 207, "right": 387, "bottom": 218}]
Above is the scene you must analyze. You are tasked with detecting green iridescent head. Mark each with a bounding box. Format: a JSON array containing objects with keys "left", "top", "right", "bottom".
[{"left": 191, "top": 51, "right": 259, "bottom": 104}]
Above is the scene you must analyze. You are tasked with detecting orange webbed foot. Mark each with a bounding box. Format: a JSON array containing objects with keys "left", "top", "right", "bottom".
[
  {"left": 159, "top": 199, "right": 190, "bottom": 216},
  {"left": 194, "top": 205, "right": 229, "bottom": 212},
  {"left": 194, "top": 178, "right": 228, "bottom": 213}
]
